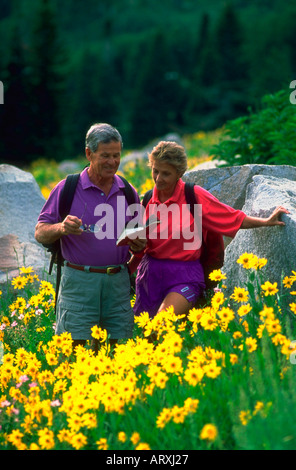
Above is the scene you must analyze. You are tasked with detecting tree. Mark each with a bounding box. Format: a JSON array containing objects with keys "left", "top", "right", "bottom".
[
  {"left": 129, "top": 30, "right": 181, "bottom": 146},
  {"left": 0, "top": 24, "right": 33, "bottom": 163},
  {"left": 213, "top": 2, "right": 248, "bottom": 121},
  {"left": 27, "top": 0, "right": 66, "bottom": 160}
]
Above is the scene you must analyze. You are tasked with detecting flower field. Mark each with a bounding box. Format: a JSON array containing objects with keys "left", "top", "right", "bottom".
[{"left": 1, "top": 255, "right": 296, "bottom": 450}]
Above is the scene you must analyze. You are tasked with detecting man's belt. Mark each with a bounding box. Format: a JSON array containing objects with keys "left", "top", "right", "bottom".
[{"left": 65, "top": 262, "right": 123, "bottom": 275}]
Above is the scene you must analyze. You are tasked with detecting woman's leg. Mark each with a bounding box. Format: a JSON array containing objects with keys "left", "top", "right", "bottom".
[{"left": 157, "top": 291, "right": 193, "bottom": 316}]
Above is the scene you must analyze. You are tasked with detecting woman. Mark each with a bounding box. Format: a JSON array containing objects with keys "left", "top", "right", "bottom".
[{"left": 129, "top": 141, "right": 289, "bottom": 318}]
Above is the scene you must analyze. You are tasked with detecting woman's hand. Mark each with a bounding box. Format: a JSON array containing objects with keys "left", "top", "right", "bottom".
[
  {"left": 128, "top": 237, "right": 147, "bottom": 253},
  {"left": 241, "top": 206, "right": 290, "bottom": 229},
  {"left": 265, "top": 206, "right": 290, "bottom": 226}
]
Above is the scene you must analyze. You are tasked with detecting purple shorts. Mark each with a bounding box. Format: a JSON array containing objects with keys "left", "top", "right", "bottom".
[{"left": 133, "top": 255, "right": 205, "bottom": 318}]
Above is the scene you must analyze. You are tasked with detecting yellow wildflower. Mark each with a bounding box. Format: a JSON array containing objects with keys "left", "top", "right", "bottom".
[
  {"left": 245, "top": 337, "right": 257, "bottom": 352},
  {"left": 38, "top": 428, "right": 55, "bottom": 450},
  {"left": 231, "top": 286, "right": 249, "bottom": 303},
  {"left": 283, "top": 276, "right": 294, "bottom": 288},
  {"left": 200, "top": 312, "right": 217, "bottom": 331},
  {"left": 261, "top": 281, "right": 279, "bottom": 297},
  {"left": 203, "top": 361, "right": 221, "bottom": 379},
  {"left": 71, "top": 432, "right": 87, "bottom": 450},
  {"left": 118, "top": 432, "right": 127, "bottom": 443},
  {"left": 200, "top": 423, "right": 218, "bottom": 441},
  {"left": 156, "top": 408, "right": 172, "bottom": 429},
  {"left": 217, "top": 307, "right": 235, "bottom": 323},
  {"left": 135, "top": 442, "right": 151, "bottom": 450},
  {"left": 208, "top": 269, "right": 227, "bottom": 282},
  {"left": 265, "top": 318, "right": 281, "bottom": 335},
  {"left": 130, "top": 432, "right": 141, "bottom": 446},
  {"left": 289, "top": 303, "right": 296, "bottom": 314},
  {"left": 97, "top": 437, "right": 108, "bottom": 450},
  {"left": 237, "top": 252, "right": 258, "bottom": 269},
  {"left": 91, "top": 325, "right": 107, "bottom": 343},
  {"left": 184, "top": 364, "right": 204, "bottom": 386},
  {"left": 239, "top": 410, "right": 252, "bottom": 426},
  {"left": 229, "top": 354, "right": 238, "bottom": 364},
  {"left": 237, "top": 303, "right": 252, "bottom": 317},
  {"left": 211, "top": 291, "right": 225, "bottom": 309},
  {"left": 11, "top": 276, "right": 28, "bottom": 290},
  {"left": 19, "top": 266, "right": 34, "bottom": 274}
]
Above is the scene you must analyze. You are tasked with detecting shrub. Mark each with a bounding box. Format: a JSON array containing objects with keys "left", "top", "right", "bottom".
[{"left": 212, "top": 89, "right": 296, "bottom": 167}]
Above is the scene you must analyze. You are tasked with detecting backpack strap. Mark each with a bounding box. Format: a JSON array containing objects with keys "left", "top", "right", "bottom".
[
  {"left": 51, "top": 173, "right": 80, "bottom": 313},
  {"left": 59, "top": 173, "right": 80, "bottom": 220},
  {"left": 118, "top": 175, "right": 137, "bottom": 207},
  {"left": 48, "top": 173, "right": 80, "bottom": 276},
  {"left": 142, "top": 189, "right": 153, "bottom": 208},
  {"left": 184, "top": 182, "right": 197, "bottom": 218}
]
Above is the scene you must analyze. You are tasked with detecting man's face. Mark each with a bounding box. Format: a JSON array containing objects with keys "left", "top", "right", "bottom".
[{"left": 86, "top": 141, "right": 121, "bottom": 179}]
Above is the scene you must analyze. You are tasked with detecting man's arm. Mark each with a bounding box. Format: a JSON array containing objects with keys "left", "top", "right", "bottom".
[
  {"left": 35, "top": 215, "right": 83, "bottom": 245},
  {"left": 240, "top": 206, "right": 290, "bottom": 229}
]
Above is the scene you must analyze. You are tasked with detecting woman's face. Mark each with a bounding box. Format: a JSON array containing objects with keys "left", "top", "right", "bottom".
[{"left": 151, "top": 159, "right": 180, "bottom": 195}]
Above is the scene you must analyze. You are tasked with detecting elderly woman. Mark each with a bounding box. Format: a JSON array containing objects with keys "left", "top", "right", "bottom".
[{"left": 128, "top": 140, "right": 289, "bottom": 319}]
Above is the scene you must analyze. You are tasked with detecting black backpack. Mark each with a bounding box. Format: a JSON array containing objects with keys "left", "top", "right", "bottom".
[
  {"left": 42, "top": 172, "right": 137, "bottom": 309},
  {"left": 142, "top": 182, "right": 224, "bottom": 290}
]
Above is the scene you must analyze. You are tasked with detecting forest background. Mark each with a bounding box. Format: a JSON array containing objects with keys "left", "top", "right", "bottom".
[{"left": 0, "top": 0, "right": 296, "bottom": 165}]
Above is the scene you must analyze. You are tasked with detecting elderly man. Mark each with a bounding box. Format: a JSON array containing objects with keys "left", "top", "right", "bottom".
[{"left": 35, "top": 123, "right": 145, "bottom": 349}]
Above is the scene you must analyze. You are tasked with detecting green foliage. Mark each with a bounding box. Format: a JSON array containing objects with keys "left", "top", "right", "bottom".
[{"left": 212, "top": 90, "right": 296, "bottom": 167}]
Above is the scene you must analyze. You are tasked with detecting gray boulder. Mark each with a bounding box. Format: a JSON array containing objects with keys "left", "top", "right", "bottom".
[
  {"left": 223, "top": 175, "right": 296, "bottom": 294},
  {"left": 182, "top": 164, "right": 296, "bottom": 209},
  {"left": 0, "top": 164, "right": 50, "bottom": 283}
]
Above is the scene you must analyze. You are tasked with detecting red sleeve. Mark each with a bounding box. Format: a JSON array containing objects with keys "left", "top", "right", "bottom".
[{"left": 194, "top": 186, "right": 246, "bottom": 238}]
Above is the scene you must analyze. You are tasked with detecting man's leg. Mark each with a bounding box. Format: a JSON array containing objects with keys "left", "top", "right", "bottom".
[{"left": 72, "top": 339, "right": 86, "bottom": 350}]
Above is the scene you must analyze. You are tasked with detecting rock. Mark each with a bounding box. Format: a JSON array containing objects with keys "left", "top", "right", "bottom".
[
  {"left": 191, "top": 159, "right": 225, "bottom": 170},
  {"left": 182, "top": 164, "right": 296, "bottom": 209},
  {"left": 0, "top": 164, "right": 51, "bottom": 284},
  {"left": 222, "top": 175, "right": 296, "bottom": 295}
]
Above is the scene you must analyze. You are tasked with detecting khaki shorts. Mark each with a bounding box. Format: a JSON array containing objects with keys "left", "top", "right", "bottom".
[{"left": 55, "top": 265, "right": 134, "bottom": 340}]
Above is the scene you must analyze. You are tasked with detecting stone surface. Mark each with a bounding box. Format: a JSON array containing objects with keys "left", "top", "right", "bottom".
[
  {"left": 182, "top": 164, "right": 296, "bottom": 209},
  {"left": 0, "top": 164, "right": 51, "bottom": 283},
  {"left": 222, "top": 175, "right": 296, "bottom": 294}
]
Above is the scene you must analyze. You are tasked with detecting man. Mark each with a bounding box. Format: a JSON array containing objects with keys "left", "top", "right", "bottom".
[{"left": 35, "top": 123, "right": 145, "bottom": 349}]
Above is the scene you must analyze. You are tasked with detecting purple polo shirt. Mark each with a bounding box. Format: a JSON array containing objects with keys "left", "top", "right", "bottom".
[{"left": 37, "top": 168, "right": 140, "bottom": 266}]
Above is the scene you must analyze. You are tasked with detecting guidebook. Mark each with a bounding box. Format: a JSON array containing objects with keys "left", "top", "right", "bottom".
[{"left": 116, "top": 216, "right": 160, "bottom": 246}]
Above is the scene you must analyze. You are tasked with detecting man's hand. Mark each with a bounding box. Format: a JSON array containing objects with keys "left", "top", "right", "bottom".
[
  {"left": 35, "top": 214, "right": 83, "bottom": 245},
  {"left": 61, "top": 215, "right": 83, "bottom": 236}
]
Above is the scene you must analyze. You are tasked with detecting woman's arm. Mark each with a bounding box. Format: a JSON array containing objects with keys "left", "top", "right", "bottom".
[{"left": 240, "top": 206, "right": 290, "bottom": 229}]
